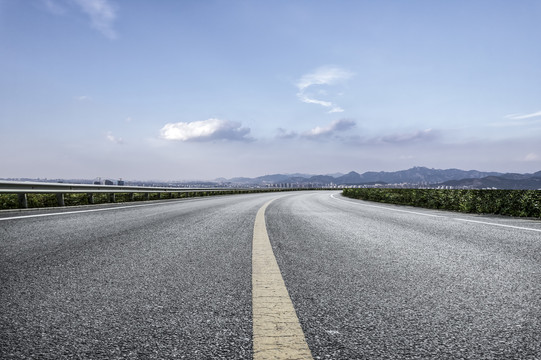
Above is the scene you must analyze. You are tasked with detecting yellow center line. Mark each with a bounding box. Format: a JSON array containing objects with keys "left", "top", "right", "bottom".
[{"left": 252, "top": 199, "right": 313, "bottom": 359}]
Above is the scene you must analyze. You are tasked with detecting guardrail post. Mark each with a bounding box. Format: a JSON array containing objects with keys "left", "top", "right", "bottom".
[
  {"left": 109, "top": 193, "right": 116, "bottom": 203},
  {"left": 129, "top": 193, "right": 135, "bottom": 201},
  {"left": 144, "top": 193, "right": 150, "bottom": 201},
  {"left": 18, "top": 193, "right": 28, "bottom": 208},
  {"left": 87, "top": 193, "right": 94, "bottom": 204},
  {"left": 56, "top": 193, "right": 65, "bottom": 207}
]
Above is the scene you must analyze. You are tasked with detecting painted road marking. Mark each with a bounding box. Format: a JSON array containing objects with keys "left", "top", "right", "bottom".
[
  {"left": 331, "top": 193, "right": 541, "bottom": 233},
  {"left": 330, "top": 193, "right": 443, "bottom": 218},
  {"left": 454, "top": 218, "right": 541, "bottom": 233},
  {"left": 252, "top": 199, "right": 313, "bottom": 360},
  {"left": 0, "top": 198, "right": 207, "bottom": 222}
]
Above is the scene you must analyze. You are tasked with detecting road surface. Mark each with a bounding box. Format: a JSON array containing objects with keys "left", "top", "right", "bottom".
[{"left": 1, "top": 191, "right": 540, "bottom": 359}]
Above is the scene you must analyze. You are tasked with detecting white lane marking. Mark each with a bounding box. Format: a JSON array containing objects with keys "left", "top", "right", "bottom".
[
  {"left": 331, "top": 193, "right": 541, "bottom": 233},
  {"left": 252, "top": 199, "right": 313, "bottom": 359},
  {"left": 0, "top": 199, "right": 202, "bottom": 222},
  {"left": 330, "top": 193, "right": 443, "bottom": 218},
  {"left": 454, "top": 218, "right": 541, "bottom": 233}
]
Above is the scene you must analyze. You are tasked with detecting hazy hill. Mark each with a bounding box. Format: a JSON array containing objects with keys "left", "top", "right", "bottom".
[
  {"left": 303, "top": 167, "right": 503, "bottom": 186},
  {"left": 220, "top": 167, "right": 541, "bottom": 189},
  {"left": 224, "top": 173, "right": 313, "bottom": 184},
  {"left": 439, "top": 175, "right": 541, "bottom": 190}
]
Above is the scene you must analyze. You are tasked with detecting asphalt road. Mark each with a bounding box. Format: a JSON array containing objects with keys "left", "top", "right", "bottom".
[{"left": 1, "top": 191, "right": 540, "bottom": 359}]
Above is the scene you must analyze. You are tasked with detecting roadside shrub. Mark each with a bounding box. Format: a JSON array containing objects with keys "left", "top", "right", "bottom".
[
  {"left": 0, "top": 194, "right": 18, "bottom": 209},
  {"left": 0, "top": 187, "right": 323, "bottom": 210},
  {"left": 27, "top": 194, "right": 58, "bottom": 208},
  {"left": 342, "top": 188, "right": 541, "bottom": 218},
  {"left": 64, "top": 193, "right": 90, "bottom": 206}
]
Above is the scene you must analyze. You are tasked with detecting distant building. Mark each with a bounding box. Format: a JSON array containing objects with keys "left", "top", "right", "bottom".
[
  {"left": 104, "top": 179, "right": 114, "bottom": 185},
  {"left": 117, "top": 179, "right": 125, "bottom": 186}
]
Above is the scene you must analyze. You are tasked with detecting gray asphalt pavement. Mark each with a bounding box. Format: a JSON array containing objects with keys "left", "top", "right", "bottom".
[
  {"left": 1, "top": 191, "right": 540, "bottom": 359},
  {"left": 266, "top": 192, "right": 541, "bottom": 359},
  {"left": 1, "top": 194, "right": 275, "bottom": 359}
]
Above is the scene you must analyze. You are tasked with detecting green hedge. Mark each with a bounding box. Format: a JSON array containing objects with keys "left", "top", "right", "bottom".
[
  {"left": 0, "top": 188, "right": 307, "bottom": 210},
  {"left": 342, "top": 188, "right": 541, "bottom": 218}
]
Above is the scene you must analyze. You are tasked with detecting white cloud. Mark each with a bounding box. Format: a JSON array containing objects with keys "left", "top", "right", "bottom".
[
  {"left": 75, "top": 95, "right": 91, "bottom": 101},
  {"left": 492, "top": 111, "right": 541, "bottom": 128},
  {"left": 106, "top": 131, "right": 123, "bottom": 144},
  {"left": 304, "top": 119, "right": 356, "bottom": 139},
  {"left": 329, "top": 106, "right": 344, "bottom": 113},
  {"left": 296, "top": 66, "right": 353, "bottom": 113},
  {"left": 41, "top": 0, "right": 117, "bottom": 38},
  {"left": 505, "top": 111, "right": 541, "bottom": 120},
  {"left": 298, "top": 95, "right": 333, "bottom": 107},
  {"left": 72, "top": 0, "right": 117, "bottom": 39},
  {"left": 160, "top": 118, "right": 252, "bottom": 142},
  {"left": 524, "top": 153, "right": 539, "bottom": 162},
  {"left": 296, "top": 66, "right": 353, "bottom": 91}
]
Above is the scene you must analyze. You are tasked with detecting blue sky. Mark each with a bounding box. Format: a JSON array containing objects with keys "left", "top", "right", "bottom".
[{"left": 1, "top": 0, "right": 540, "bottom": 180}]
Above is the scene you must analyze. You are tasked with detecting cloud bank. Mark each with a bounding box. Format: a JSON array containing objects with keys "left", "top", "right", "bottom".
[
  {"left": 160, "top": 118, "right": 252, "bottom": 142},
  {"left": 276, "top": 128, "right": 298, "bottom": 139},
  {"left": 380, "top": 129, "right": 437, "bottom": 143},
  {"left": 303, "top": 119, "right": 356, "bottom": 139}
]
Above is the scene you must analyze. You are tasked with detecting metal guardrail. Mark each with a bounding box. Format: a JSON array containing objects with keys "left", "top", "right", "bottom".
[
  {"left": 0, "top": 180, "right": 247, "bottom": 208},
  {"left": 0, "top": 180, "right": 230, "bottom": 194}
]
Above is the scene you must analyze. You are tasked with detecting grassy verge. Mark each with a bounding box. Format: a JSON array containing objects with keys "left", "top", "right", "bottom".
[
  {"left": 342, "top": 188, "right": 541, "bottom": 218},
  {"left": 0, "top": 189, "right": 300, "bottom": 210}
]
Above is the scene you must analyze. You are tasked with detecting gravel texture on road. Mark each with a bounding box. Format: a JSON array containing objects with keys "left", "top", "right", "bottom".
[
  {"left": 1, "top": 194, "right": 278, "bottom": 359},
  {"left": 2, "top": 191, "right": 540, "bottom": 359},
  {"left": 266, "top": 192, "right": 541, "bottom": 359}
]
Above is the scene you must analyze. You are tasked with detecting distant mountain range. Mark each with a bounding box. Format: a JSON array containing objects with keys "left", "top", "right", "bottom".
[
  {"left": 438, "top": 174, "right": 541, "bottom": 190},
  {"left": 219, "top": 167, "right": 541, "bottom": 190},
  {"left": 4, "top": 167, "right": 541, "bottom": 190}
]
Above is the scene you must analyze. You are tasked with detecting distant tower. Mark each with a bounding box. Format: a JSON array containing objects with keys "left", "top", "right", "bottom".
[{"left": 117, "top": 178, "right": 125, "bottom": 186}]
